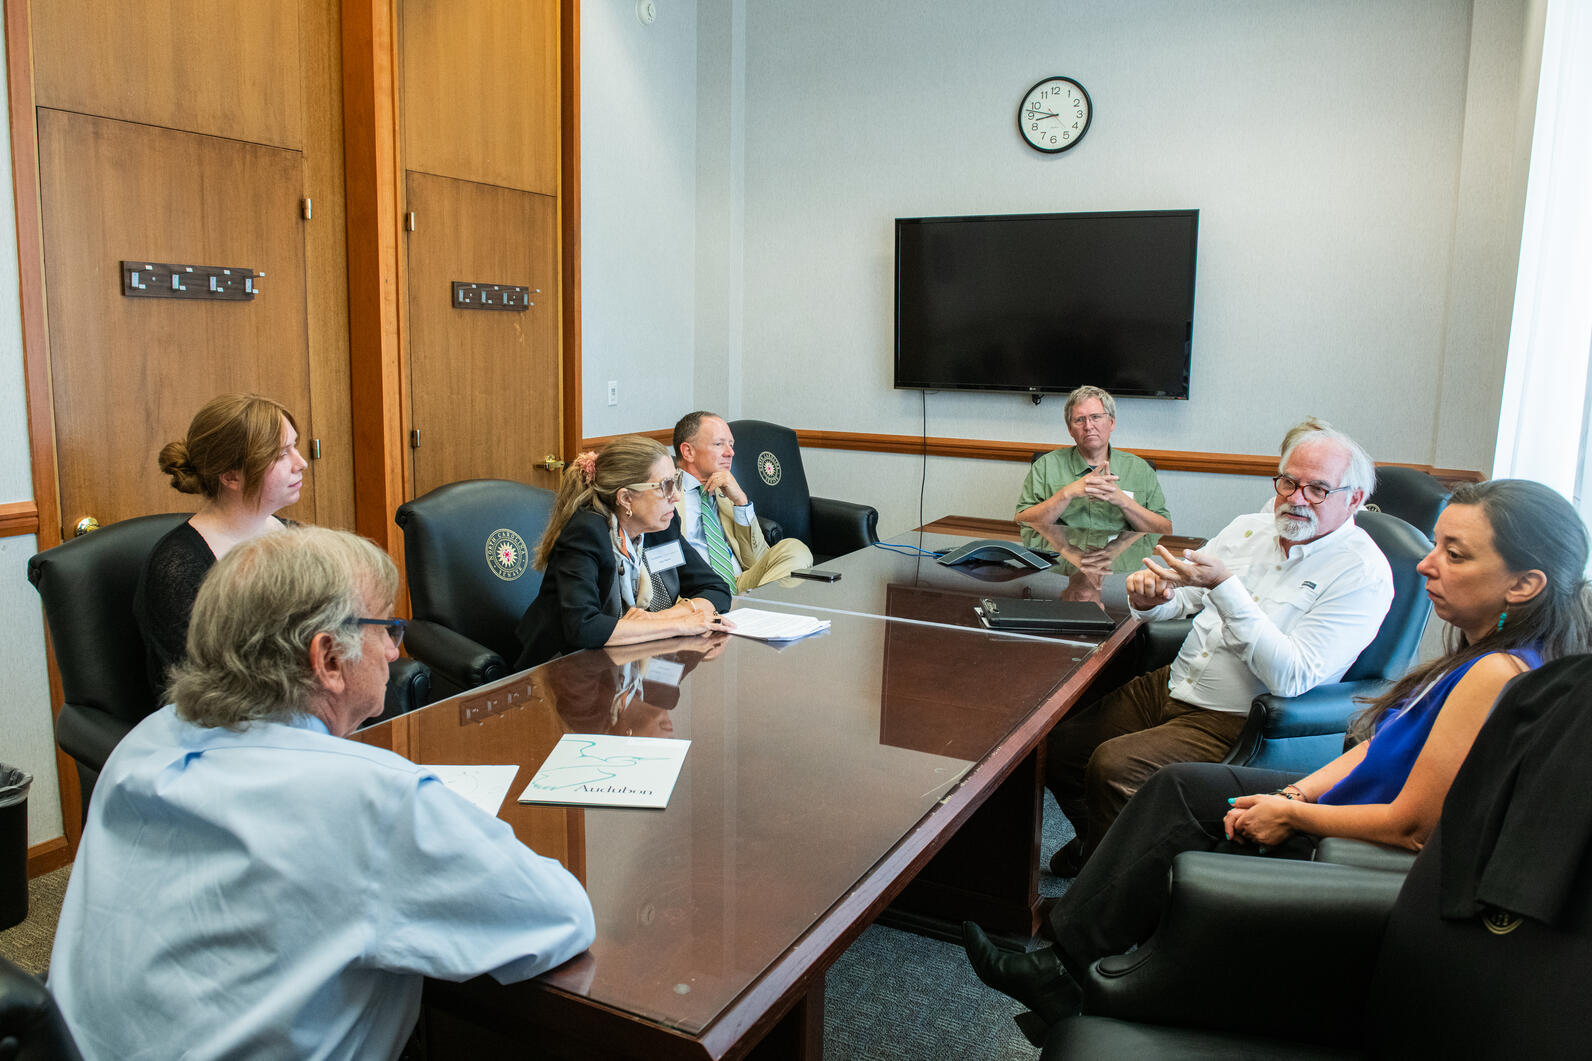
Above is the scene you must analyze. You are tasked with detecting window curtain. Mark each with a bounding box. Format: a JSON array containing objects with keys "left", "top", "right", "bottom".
[{"left": 1492, "top": 0, "right": 1592, "bottom": 506}]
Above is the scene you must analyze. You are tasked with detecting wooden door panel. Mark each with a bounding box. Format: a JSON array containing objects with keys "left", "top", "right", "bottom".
[
  {"left": 401, "top": 0, "right": 560, "bottom": 195},
  {"left": 30, "top": 0, "right": 304, "bottom": 150},
  {"left": 406, "top": 173, "right": 561, "bottom": 495},
  {"left": 37, "top": 109, "right": 314, "bottom": 535}
]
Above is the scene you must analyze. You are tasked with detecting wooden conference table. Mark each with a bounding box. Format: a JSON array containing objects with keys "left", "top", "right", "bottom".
[{"left": 355, "top": 520, "right": 1198, "bottom": 1060}]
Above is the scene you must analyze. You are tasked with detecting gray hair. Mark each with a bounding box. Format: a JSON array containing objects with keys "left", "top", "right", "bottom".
[
  {"left": 1279, "top": 428, "right": 1376, "bottom": 508},
  {"left": 169, "top": 527, "right": 398, "bottom": 729},
  {"left": 1063, "top": 385, "right": 1116, "bottom": 425},
  {"left": 1278, "top": 416, "right": 1332, "bottom": 457}
]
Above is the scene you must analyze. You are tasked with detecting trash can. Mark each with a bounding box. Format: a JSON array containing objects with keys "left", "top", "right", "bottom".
[{"left": 0, "top": 763, "right": 31, "bottom": 930}]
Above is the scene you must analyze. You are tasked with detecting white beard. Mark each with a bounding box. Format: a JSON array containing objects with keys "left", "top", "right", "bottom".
[{"left": 1275, "top": 505, "right": 1318, "bottom": 541}]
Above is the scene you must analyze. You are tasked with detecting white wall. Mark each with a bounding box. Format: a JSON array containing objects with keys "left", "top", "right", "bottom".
[
  {"left": 0, "top": 25, "right": 64, "bottom": 847},
  {"left": 583, "top": 0, "right": 1545, "bottom": 539},
  {"left": 580, "top": 0, "right": 701, "bottom": 438}
]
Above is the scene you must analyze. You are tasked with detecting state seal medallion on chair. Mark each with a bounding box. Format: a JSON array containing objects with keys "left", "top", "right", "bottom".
[
  {"left": 485, "top": 528, "right": 529, "bottom": 581},
  {"left": 758, "top": 451, "right": 782, "bottom": 486}
]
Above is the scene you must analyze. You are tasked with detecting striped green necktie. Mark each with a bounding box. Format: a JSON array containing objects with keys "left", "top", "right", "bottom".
[{"left": 698, "top": 486, "right": 739, "bottom": 594}]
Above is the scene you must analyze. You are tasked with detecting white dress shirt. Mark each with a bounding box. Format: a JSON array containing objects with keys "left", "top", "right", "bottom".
[
  {"left": 678, "top": 468, "right": 757, "bottom": 577},
  {"left": 50, "top": 706, "right": 595, "bottom": 1061},
  {"left": 1132, "top": 511, "right": 1395, "bottom": 713}
]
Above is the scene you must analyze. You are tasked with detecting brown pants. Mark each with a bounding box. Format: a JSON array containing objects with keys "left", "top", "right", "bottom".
[{"left": 1044, "top": 664, "right": 1248, "bottom": 856}]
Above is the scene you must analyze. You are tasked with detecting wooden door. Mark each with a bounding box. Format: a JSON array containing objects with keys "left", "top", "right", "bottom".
[
  {"left": 36, "top": 110, "right": 314, "bottom": 536},
  {"left": 405, "top": 173, "right": 562, "bottom": 495}
]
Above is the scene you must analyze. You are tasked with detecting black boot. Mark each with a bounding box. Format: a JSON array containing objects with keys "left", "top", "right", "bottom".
[
  {"left": 961, "top": 922, "right": 1082, "bottom": 1029},
  {"left": 1048, "top": 836, "right": 1085, "bottom": 877}
]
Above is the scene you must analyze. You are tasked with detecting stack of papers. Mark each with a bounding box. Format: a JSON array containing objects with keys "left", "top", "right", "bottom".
[{"left": 725, "top": 606, "right": 831, "bottom": 642}]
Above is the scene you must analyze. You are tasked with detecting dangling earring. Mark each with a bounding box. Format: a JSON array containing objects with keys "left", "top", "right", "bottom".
[{"left": 1497, "top": 610, "right": 1508, "bottom": 632}]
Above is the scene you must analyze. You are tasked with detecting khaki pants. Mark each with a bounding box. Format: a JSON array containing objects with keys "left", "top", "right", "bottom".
[
  {"left": 735, "top": 537, "right": 814, "bottom": 592},
  {"left": 1044, "top": 664, "right": 1249, "bottom": 856}
]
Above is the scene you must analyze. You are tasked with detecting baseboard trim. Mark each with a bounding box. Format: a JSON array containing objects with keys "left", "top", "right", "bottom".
[{"left": 27, "top": 836, "right": 69, "bottom": 878}]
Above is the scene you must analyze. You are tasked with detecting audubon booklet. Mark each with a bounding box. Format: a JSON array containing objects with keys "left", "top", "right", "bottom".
[{"left": 518, "top": 734, "right": 690, "bottom": 809}]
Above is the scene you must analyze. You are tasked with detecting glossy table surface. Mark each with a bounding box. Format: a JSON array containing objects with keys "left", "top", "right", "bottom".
[{"left": 354, "top": 519, "right": 1158, "bottom": 1054}]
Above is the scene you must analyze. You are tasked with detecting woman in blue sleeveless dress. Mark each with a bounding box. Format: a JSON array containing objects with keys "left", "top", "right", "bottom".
[{"left": 964, "top": 479, "right": 1592, "bottom": 1034}]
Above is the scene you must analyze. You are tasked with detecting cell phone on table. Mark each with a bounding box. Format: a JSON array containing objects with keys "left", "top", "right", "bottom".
[{"left": 791, "top": 568, "right": 842, "bottom": 582}]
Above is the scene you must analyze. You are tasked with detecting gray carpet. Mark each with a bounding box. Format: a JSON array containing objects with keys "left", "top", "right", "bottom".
[
  {"left": 0, "top": 864, "right": 71, "bottom": 977},
  {"left": 822, "top": 799, "right": 1074, "bottom": 1059}
]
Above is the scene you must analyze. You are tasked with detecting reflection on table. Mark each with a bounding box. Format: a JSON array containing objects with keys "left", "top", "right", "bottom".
[
  {"left": 354, "top": 611, "right": 1091, "bottom": 1039},
  {"left": 1019, "top": 523, "right": 1162, "bottom": 603}
]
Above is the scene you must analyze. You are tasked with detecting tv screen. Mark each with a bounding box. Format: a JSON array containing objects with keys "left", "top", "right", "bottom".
[{"left": 894, "top": 210, "right": 1197, "bottom": 399}]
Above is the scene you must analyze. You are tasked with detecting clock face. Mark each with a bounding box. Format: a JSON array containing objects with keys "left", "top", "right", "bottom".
[{"left": 1019, "top": 77, "right": 1092, "bottom": 153}]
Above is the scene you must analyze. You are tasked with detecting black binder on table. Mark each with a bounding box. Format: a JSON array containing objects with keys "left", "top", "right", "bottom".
[{"left": 976, "top": 597, "right": 1115, "bottom": 634}]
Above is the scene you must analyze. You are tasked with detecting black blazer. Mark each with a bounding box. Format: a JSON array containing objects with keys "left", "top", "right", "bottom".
[{"left": 515, "top": 508, "right": 732, "bottom": 671}]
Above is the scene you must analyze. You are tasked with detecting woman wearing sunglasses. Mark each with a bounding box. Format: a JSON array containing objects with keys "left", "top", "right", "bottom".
[{"left": 515, "top": 435, "right": 733, "bottom": 670}]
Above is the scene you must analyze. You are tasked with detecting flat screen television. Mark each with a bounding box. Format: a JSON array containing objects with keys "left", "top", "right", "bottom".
[{"left": 894, "top": 210, "right": 1197, "bottom": 399}]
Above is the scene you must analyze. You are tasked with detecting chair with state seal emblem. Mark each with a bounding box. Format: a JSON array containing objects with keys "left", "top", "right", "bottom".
[
  {"left": 726, "top": 419, "right": 879, "bottom": 564},
  {"left": 396, "top": 478, "right": 556, "bottom": 701}
]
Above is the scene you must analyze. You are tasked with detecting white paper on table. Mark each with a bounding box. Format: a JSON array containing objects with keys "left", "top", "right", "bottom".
[
  {"left": 724, "top": 606, "right": 832, "bottom": 641},
  {"left": 423, "top": 764, "right": 521, "bottom": 817},
  {"left": 519, "top": 734, "right": 691, "bottom": 809}
]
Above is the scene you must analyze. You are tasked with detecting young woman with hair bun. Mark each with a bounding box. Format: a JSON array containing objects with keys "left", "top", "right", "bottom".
[{"left": 134, "top": 394, "right": 307, "bottom": 695}]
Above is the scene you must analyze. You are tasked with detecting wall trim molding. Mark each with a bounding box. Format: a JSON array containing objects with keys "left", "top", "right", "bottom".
[
  {"left": 580, "top": 428, "right": 1483, "bottom": 484},
  {"left": 0, "top": 500, "right": 39, "bottom": 537},
  {"left": 28, "top": 835, "right": 69, "bottom": 878}
]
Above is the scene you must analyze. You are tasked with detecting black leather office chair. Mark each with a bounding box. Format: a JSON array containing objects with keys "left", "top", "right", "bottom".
[
  {"left": 1046, "top": 655, "right": 1592, "bottom": 1059},
  {"left": 726, "top": 419, "right": 878, "bottom": 563},
  {"left": 1138, "top": 510, "right": 1433, "bottom": 774},
  {"left": 28, "top": 514, "right": 185, "bottom": 814},
  {"left": 394, "top": 479, "right": 556, "bottom": 700},
  {"left": 29, "top": 515, "right": 430, "bottom": 816},
  {"left": 0, "top": 954, "right": 83, "bottom": 1061},
  {"left": 1365, "top": 465, "right": 1449, "bottom": 539}
]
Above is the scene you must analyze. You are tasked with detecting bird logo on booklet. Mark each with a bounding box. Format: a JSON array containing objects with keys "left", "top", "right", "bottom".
[
  {"left": 758, "top": 451, "right": 782, "bottom": 486},
  {"left": 485, "top": 528, "right": 529, "bottom": 581}
]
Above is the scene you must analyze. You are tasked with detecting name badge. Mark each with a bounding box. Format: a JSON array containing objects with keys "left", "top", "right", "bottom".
[{"left": 647, "top": 540, "right": 686, "bottom": 572}]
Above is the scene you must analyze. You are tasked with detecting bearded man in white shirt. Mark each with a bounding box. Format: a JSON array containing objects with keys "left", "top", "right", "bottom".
[
  {"left": 1045, "top": 428, "right": 1394, "bottom": 876},
  {"left": 49, "top": 527, "right": 595, "bottom": 1061},
  {"left": 672, "top": 411, "right": 813, "bottom": 592}
]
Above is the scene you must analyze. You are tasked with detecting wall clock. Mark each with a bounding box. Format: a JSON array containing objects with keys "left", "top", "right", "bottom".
[{"left": 1018, "top": 77, "right": 1092, "bottom": 153}]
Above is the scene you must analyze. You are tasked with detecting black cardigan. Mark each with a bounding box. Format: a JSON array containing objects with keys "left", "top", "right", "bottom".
[{"left": 514, "top": 508, "right": 732, "bottom": 671}]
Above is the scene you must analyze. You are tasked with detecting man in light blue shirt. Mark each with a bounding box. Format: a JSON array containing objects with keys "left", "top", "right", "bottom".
[
  {"left": 672, "top": 411, "right": 812, "bottom": 592},
  {"left": 49, "top": 528, "right": 595, "bottom": 1061}
]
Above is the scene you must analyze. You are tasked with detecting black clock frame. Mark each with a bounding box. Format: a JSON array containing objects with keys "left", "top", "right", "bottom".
[{"left": 1018, "top": 76, "right": 1092, "bottom": 154}]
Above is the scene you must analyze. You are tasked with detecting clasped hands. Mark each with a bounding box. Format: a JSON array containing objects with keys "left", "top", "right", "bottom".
[
  {"left": 623, "top": 600, "right": 735, "bottom": 636},
  {"left": 1124, "top": 544, "right": 1232, "bottom": 608},
  {"left": 1223, "top": 793, "right": 1298, "bottom": 847},
  {"left": 1067, "top": 467, "right": 1127, "bottom": 507}
]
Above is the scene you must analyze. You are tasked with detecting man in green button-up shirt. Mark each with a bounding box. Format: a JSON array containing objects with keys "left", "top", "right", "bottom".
[{"left": 1016, "top": 385, "right": 1172, "bottom": 535}]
